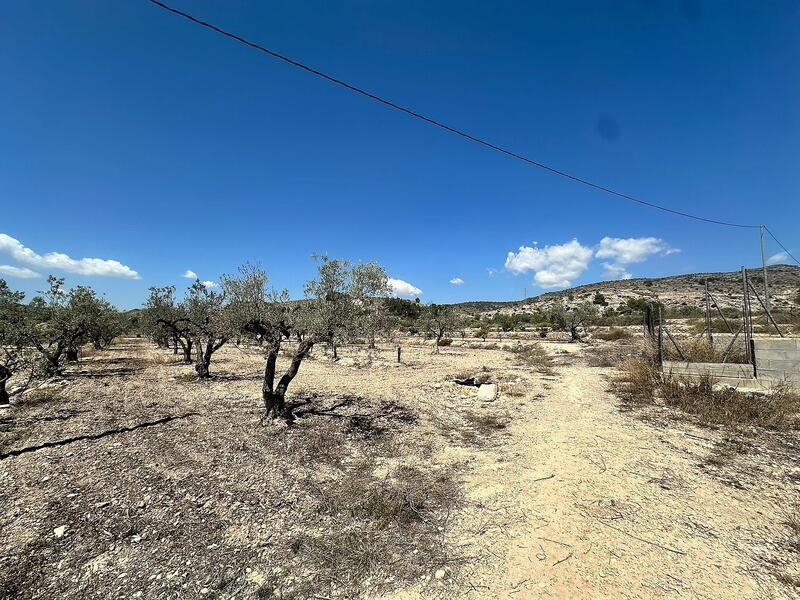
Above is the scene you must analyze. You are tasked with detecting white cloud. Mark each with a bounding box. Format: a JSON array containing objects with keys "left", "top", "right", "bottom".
[
  {"left": 594, "top": 236, "right": 677, "bottom": 280},
  {"left": 768, "top": 251, "right": 789, "bottom": 265},
  {"left": 0, "top": 233, "right": 140, "bottom": 279},
  {"left": 201, "top": 280, "right": 218, "bottom": 290},
  {"left": 602, "top": 262, "right": 632, "bottom": 280},
  {"left": 388, "top": 277, "right": 422, "bottom": 298},
  {"left": 595, "top": 236, "right": 677, "bottom": 264},
  {"left": 0, "top": 265, "right": 42, "bottom": 279},
  {"left": 505, "top": 239, "right": 593, "bottom": 289},
  {"left": 183, "top": 269, "right": 198, "bottom": 279},
  {"left": 450, "top": 277, "right": 464, "bottom": 285}
]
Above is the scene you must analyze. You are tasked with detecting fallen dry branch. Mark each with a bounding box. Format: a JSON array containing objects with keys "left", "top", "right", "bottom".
[{"left": 595, "top": 518, "right": 686, "bottom": 556}]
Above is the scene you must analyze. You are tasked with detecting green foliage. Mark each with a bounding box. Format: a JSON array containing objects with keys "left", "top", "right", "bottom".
[
  {"left": 383, "top": 297, "right": 423, "bottom": 331},
  {"left": 592, "top": 291, "right": 608, "bottom": 306},
  {"left": 420, "top": 304, "right": 461, "bottom": 353},
  {"left": 547, "top": 302, "right": 597, "bottom": 341},
  {"left": 27, "top": 277, "right": 117, "bottom": 374},
  {"left": 623, "top": 297, "right": 666, "bottom": 317},
  {"left": 0, "top": 279, "right": 38, "bottom": 402}
]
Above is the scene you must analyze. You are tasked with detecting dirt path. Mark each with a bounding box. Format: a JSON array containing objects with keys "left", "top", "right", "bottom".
[{"left": 451, "top": 364, "right": 795, "bottom": 599}]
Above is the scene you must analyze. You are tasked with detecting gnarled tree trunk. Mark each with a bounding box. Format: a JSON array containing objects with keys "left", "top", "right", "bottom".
[
  {"left": 194, "top": 342, "right": 211, "bottom": 378},
  {"left": 0, "top": 365, "right": 10, "bottom": 407},
  {"left": 181, "top": 338, "right": 193, "bottom": 363},
  {"left": 66, "top": 348, "right": 79, "bottom": 362},
  {"left": 263, "top": 339, "right": 314, "bottom": 421}
]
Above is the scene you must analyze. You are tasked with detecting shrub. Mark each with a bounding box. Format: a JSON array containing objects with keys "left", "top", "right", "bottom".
[
  {"left": 593, "top": 292, "right": 608, "bottom": 306},
  {"left": 614, "top": 359, "right": 800, "bottom": 430},
  {"left": 511, "top": 343, "right": 553, "bottom": 374},
  {"left": 593, "top": 327, "right": 633, "bottom": 341},
  {"left": 437, "top": 338, "right": 453, "bottom": 347}
]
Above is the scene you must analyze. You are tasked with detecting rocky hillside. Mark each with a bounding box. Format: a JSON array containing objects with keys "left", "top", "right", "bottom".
[{"left": 457, "top": 264, "right": 800, "bottom": 315}]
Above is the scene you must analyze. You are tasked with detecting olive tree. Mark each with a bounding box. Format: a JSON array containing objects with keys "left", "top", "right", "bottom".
[
  {"left": 143, "top": 285, "right": 193, "bottom": 363},
  {"left": 88, "top": 302, "right": 124, "bottom": 349},
  {"left": 0, "top": 280, "right": 38, "bottom": 406},
  {"left": 347, "top": 261, "right": 391, "bottom": 349},
  {"left": 183, "top": 281, "right": 228, "bottom": 378},
  {"left": 223, "top": 257, "right": 389, "bottom": 420},
  {"left": 547, "top": 302, "right": 597, "bottom": 342},
  {"left": 25, "top": 277, "right": 103, "bottom": 374},
  {"left": 421, "top": 304, "right": 461, "bottom": 354}
]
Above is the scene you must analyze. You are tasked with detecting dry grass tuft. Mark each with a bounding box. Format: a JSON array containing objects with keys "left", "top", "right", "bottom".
[
  {"left": 782, "top": 504, "right": 800, "bottom": 556},
  {"left": 463, "top": 410, "right": 511, "bottom": 433},
  {"left": 510, "top": 343, "right": 554, "bottom": 374},
  {"left": 585, "top": 346, "right": 637, "bottom": 368},
  {"left": 435, "top": 407, "right": 512, "bottom": 447},
  {"left": 614, "top": 359, "right": 800, "bottom": 430},
  {"left": 663, "top": 336, "right": 748, "bottom": 364},
  {"left": 593, "top": 327, "right": 633, "bottom": 342}
]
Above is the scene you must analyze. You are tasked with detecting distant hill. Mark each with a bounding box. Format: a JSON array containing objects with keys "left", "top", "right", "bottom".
[{"left": 455, "top": 264, "right": 800, "bottom": 315}]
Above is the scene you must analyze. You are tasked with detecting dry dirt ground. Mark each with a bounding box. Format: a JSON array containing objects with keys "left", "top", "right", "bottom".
[{"left": 1, "top": 337, "right": 798, "bottom": 599}]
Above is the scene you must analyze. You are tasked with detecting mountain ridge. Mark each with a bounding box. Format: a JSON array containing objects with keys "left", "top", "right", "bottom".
[{"left": 455, "top": 264, "right": 800, "bottom": 314}]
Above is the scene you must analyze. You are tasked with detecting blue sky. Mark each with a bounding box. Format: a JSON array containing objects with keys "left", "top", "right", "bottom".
[{"left": 1, "top": 1, "right": 798, "bottom": 308}]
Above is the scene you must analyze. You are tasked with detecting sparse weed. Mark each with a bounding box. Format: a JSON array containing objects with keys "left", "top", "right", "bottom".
[
  {"left": 614, "top": 359, "right": 800, "bottom": 430},
  {"left": 510, "top": 343, "right": 553, "bottom": 374}
]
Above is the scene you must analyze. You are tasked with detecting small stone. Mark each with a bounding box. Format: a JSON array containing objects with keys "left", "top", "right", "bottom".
[
  {"left": 477, "top": 383, "right": 498, "bottom": 402},
  {"left": 54, "top": 526, "right": 67, "bottom": 538},
  {"left": 434, "top": 569, "right": 446, "bottom": 580}
]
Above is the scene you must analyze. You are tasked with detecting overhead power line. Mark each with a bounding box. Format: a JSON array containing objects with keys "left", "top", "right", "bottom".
[
  {"left": 146, "top": 0, "right": 763, "bottom": 229},
  {"left": 764, "top": 226, "right": 800, "bottom": 266},
  {"left": 146, "top": 2, "right": 797, "bottom": 263}
]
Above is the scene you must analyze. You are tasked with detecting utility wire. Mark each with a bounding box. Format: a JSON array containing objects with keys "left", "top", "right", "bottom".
[
  {"left": 764, "top": 226, "right": 800, "bottom": 266},
  {"left": 145, "top": 2, "right": 798, "bottom": 263},
  {"left": 147, "top": 0, "right": 762, "bottom": 229}
]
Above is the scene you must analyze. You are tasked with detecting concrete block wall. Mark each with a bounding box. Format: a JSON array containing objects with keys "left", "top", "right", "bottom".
[
  {"left": 662, "top": 361, "right": 754, "bottom": 379},
  {"left": 754, "top": 338, "right": 800, "bottom": 385},
  {"left": 662, "top": 361, "right": 756, "bottom": 388}
]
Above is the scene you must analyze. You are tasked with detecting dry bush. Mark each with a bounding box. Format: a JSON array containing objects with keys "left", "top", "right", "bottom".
[
  {"left": 501, "top": 381, "right": 527, "bottom": 397},
  {"left": 463, "top": 410, "right": 510, "bottom": 433},
  {"left": 290, "top": 422, "right": 350, "bottom": 467},
  {"left": 435, "top": 408, "right": 511, "bottom": 447},
  {"left": 593, "top": 327, "right": 633, "bottom": 342},
  {"left": 703, "top": 436, "right": 753, "bottom": 468},
  {"left": 466, "top": 342, "right": 501, "bottom": 350},
  {"left": 663, "top": 336, "right": 748, "bottom": 364},
  {"left": 448, "top": 366, "right": 492, "bottom": 385},
  {"left": 510, "top": 343, "right": 553, "bottom": 374},
  {"left": 584, "top": 346, "right": 639, "bottom": 368},
  {"left": 437, "top": 338, "right": 453, "bottom": 347},
  {"left": 615, "top": 359, "right": 800, "bottom": 430},
  {"left": 783, "top": 504, "right": 800, "bottom": 556},
  {"left": 613, "top": 357, "right": 661, "bottom": 402}
]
